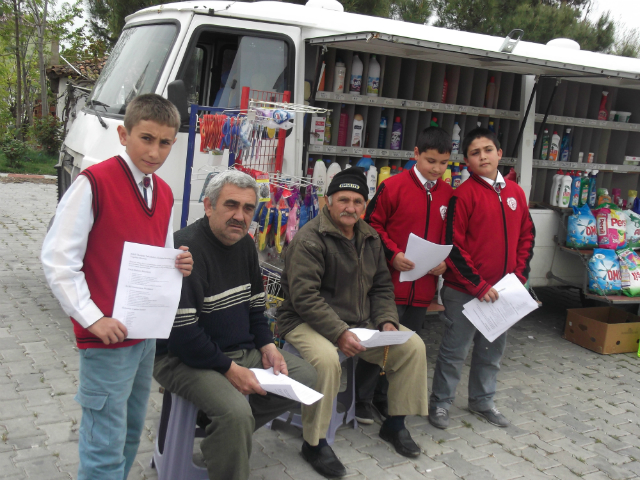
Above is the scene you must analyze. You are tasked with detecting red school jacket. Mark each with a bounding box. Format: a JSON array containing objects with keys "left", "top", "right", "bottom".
[
  {"left": 365, "top": 168, "right": 453, "bottom": 307},
  {"left": 442, "top": 173, "right": 535, "bottom": 299}
]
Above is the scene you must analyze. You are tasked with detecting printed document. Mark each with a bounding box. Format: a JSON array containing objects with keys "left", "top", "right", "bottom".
[
  {"left": 349, "top": 328, "right": 415, "bottom": 348},
  {"left": 462, "top": 273, "right": 539, "bottom": 342},
  {"left": 112, "top": 242, "right": 183, "bottom": 339},
  {"left": 399, "top": 234, "right": 453, "bottom": 282},
  {"left": 251, "top": 368, "right": 323, "bottom": 405}
]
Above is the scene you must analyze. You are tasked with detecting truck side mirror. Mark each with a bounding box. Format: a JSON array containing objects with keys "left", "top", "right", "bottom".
[{"left": 167, "top": 80, "right": 190, "bottom": 125}]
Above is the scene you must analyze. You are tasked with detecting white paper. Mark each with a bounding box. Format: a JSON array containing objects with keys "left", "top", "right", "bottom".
[
  {"left": 250, "top": 367, "right": 324, "bottom": 405},
  {"left": 399, "top": 234, "right": 453, "bottom": 282},
  {"left": 462, "top": 273, "right": 539, "bottom": 342},
  {"left": 349, "top": 328, "right": 415, "bottom": 348},
  {"left": 112, "top": 242, "right": 183, "bottom": 339}
]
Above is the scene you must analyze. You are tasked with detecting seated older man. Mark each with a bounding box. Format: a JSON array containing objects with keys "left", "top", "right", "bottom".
[
  {"left": 277, "top": 169, "right": 429, "bottom": 478},
  {"left": 154, "top": 170, "right": 317, "bottom": 480}
]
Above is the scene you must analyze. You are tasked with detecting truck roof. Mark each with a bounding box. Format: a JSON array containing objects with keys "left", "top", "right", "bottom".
[{"left": 128, "top": 1, "right": 640, "bottom": 85}]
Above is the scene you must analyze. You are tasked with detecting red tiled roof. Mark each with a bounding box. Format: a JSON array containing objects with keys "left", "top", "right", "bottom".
[{"left": 46, "top": 57, "right": 108, "bottom": 81}]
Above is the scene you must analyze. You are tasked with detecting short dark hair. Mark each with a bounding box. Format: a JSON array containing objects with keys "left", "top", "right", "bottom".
[
  {"left": 415, "top": 127, "right": 452, "bottom": 154},
  {"left": 124, "top": 93, "right": 181, "bottom": 134},
  {"left": 462, "top": 127, "right": 500, "bottom": 158}
]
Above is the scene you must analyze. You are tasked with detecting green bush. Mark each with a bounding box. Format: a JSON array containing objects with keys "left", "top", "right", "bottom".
[
  {"left": 1, "top": 139, "right": 28, "bottom": 168},
  {"left": 32, "top": 116, "right": 63, "bottom": 155}
]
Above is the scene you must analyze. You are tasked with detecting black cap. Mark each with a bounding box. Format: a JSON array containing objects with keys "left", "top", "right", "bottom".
[{"left": 326, "top": 167, "right": 368, "bottom": 201}]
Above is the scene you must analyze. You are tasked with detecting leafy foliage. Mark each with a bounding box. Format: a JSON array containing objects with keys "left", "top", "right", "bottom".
[
  {"left": 2, "top": 139, "right": 28, "bottom": 168},
  {"left": 31, "top": 115, "right": 62, "bottom": 155}
]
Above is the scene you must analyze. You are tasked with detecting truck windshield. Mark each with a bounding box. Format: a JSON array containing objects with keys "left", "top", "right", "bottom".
[{"left": 88, "top": 23, "right": 177, "bottom": 115}]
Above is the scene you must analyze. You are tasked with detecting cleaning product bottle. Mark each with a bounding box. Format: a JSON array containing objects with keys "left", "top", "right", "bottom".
[
  {"left": 326, "top": 160, "right": 342, "bottom": 185},
  {"left": 460, "top": 165, "right": 470, "bottom": 184},
  {"left": 390, "top": 117, "right": 403, "bottom": 150},
  {"left": 559, "top": 171, "right": 573, "bottom": 208},
  {"left": 367, "top": 55, "right": 381, "bottom": 97},
  {"left": 549, "top": 169, "right": 564, "bottom": 206},
  {"left": 441, "top": 76, "right": 448, "bottom": 103},
  {"left": 488, "top": 121, "right": 495, "bottom": 133},
  {"left": 570, "top": 170, "right": 582, "bottom": 207},
  {"left": 560, "top": 128, "right": 572, "bottom": 162},
  {"left": 355, "top": 155, "right": 374, "bottom": 171},
  {"left": 390, "top": 165, "right": 398, "bottom": 176},
  {"left": 540, "top": 129, "right": 550, "bottom": 160},
  {"left": 312, "top": 159, "right": 328, "bottom": 196},
  {"left": 324, "top": 115, "right": 332, "bottom": 145},
  {"left": 398, "top": 167, "right": 404, "bottom": 175},
  {"left": 337, "top": 104, "right": 349, "bottom": 146},
  {"left": 581, "top": 170, "right": 591, "bottom": 207},
  {"left": 598, "top": 91, "right": 609, "bottom": 120},
  {"left": 350, "top": 54, "right": 363, "bottom": 94},
  {"left": 485, "top": 76, "right": 496, "bottom": 108},
  {"left": 351, "top": 113, "right": 364, "bottom": 147},
  {"left": 378, "top": 114, "right": 387, "bottom": 149},
  {"left": 377, "top": 166, "right": 391, "bottom": 187},
  {"left": 442, "top": 163, "right": 452, "bottom": 186},
  {"left": 549, "top": 131, "right": 561, "bottom": 161},
  {"left": 452, "top": 122, "right": 461, "bottom": 154},
  {"left": 430, "top": 117, "right": 439, "bottom": 127},
  {"left": 452, "top": 162, "right": 461, "bottom": 189},
  {"left": 629, "top": 190, "right": 638, "bottom": 208},
  {"left": 333, "top": 60, "right": 346, "bottom": 93},
  {"left": 366, "top": 165, "right": 378, "bottom": 197}
]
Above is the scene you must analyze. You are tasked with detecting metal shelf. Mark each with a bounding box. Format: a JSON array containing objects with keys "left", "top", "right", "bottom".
[
  {"left": 582, "top": 293, "right": 640, "bottom": 304},
  {"left": 532, "top": 160, "right": 640, "bottom": 174},
  {"left": 535, "top": 113, "right": 640, "bottom": 132}
]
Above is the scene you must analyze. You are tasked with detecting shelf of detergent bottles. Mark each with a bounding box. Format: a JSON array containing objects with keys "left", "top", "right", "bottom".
[
  {"left": 534, "top": 113, "right": 640, "bottom": 132},
  {"left": 315, "top": 92, "right": 521, "bottom": 120},
  {"left": 532, "top": 160, "right": 640, "bottom": 173}
]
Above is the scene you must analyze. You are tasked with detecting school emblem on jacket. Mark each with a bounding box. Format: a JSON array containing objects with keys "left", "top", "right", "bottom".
[
  {"left": 440, "top": 206, "right": 447, "bottom": 220},
  {"left": 507, "top": 197, "right": 517, "bottom": 211}
]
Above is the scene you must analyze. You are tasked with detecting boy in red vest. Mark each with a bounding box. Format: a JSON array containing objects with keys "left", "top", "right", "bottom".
[
  {"left": 355, "top": 127, "right": 453, "bottom": 423},
  {"left": 41, "top": 94, "right": 193, "bottom": 479},
  {"left": 429, "top": 127, "right": 535, "bottom": 429}
]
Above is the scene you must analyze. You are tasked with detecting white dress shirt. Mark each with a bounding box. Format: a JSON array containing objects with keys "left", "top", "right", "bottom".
[
  {"left": 413, "top": 166, "right": 436, "bottom": 190},
  {"left": 479, "top": 170, "right": 506, "bottom": 190},
  {"left": 41, "top": 152, "right": 174, "bottom": 328}
]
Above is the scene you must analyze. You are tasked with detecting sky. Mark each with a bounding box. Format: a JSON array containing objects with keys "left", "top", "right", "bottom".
[{"left": 589, "top": 0, "right": 640, "bottom": 34}]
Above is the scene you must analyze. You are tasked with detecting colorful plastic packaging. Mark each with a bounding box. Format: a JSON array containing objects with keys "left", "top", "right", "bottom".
[
  {"left": 588, "top": 249, "right": 622, "bottom": 295},
  {"left": 624, "top": 210, "right": 640, "bottom": 248},
  {"left": 617, "top": 248, "right": 640, "bottom": 296},
  {"left": 594, "top": 204, "right": 627, "bottom": 249},
  {"left": 566, "top": 204, "right": 597, "bottom": 249}
]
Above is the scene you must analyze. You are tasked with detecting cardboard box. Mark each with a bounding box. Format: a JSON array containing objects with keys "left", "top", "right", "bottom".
[{"left": 564, "top": 307, "right": 640, "bottom": 354}]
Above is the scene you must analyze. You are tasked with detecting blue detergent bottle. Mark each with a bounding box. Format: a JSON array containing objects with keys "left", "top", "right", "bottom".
[
  {"left": 570, "top": 170, "right": 581, "bottom": 207},
  {"left": 560, "top": 128, "right": 572, "bottom": 162}
]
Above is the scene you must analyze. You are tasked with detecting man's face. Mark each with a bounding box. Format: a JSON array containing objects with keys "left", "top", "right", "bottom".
[
  {"left": 204, "top": 184, "right": 257, "bottom": 246},
  {"left": 465, "top": 137, "right": 502, "bottom": 180},
  {"left": 327, "top": 190, "right": 366, "bottom": 231},
  {"left": 414, "top": 148, "right": 450, "bottom": 182},
  {"left": 117, "top": 120, "right": 177, "bottom": 175}
]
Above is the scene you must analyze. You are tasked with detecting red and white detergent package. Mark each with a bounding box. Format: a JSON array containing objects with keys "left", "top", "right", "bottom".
[{"left": 594, "top": 204, "right": 627, "bottom": 250}]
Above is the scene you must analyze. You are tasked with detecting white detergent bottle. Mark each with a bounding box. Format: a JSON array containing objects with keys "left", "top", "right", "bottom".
[
  {"left": 367, "top": 55, "right": 381, "bottom": 97},
  {"left": 460, "top": 165, "right": 470, "bottom": 184},
  {"left": 549, "top": 169, "right": 563, "bottom": 206},
  {"left": 350, "top": 54, "right": 364, "bottom": 94},
  {"left": 312, "top": 159, "right": 328, "bottom": 196},
  {"left": 559, "top": 171, "right": 573, "bottom": 208},
  {"left": 367, "top": 165, "right": 378, "bottom": 198},
  {"left": 452, "top": 122, "right": 461, "bottom": 154},
  {"left": 326, "top": 161, "right": 342, "bottom": 185}
]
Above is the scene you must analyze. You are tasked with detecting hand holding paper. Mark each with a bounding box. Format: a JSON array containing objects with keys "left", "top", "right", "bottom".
[
  {"left": 400, "top": 234, "right": 453, "bottom": 282},
  {"left": 349, "top": 328, "right": 414, "bottom": 348},
  {"left": 250, "top": 368, "right": 324, "bottom": 405}
]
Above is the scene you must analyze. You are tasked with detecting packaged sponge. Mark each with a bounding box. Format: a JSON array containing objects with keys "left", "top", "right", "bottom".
[
  {"left": 588, "top": 249, "right": 621, "bottom": 295},
  {"left": 566, "top": 204, "right": 597, "bottom": 249},
  {"left": 617, "top": 248, "right": 640, "bottom": 296}
]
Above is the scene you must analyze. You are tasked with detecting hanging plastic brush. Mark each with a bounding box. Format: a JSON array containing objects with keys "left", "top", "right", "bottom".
[
  {"left": 274, "top": 198, "right": 290, "bottom": 254},
  {"left": 299, "top": 189, "right": 312, "bottom": 229},
  {"left": 258, "top": 202, "right": 277, "bottom": 251}
]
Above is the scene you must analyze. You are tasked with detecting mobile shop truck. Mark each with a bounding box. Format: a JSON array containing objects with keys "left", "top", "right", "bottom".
[{"left": 58, "top": 0, "right": 640, "bottom": 297}]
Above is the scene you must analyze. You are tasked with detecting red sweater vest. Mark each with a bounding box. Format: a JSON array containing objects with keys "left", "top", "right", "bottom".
[
  {"left": 72, "top": 156, "right": 173, "bottom": 349},
  {"left": 365, "top": 169, "right": 453, "bottom": 307}
]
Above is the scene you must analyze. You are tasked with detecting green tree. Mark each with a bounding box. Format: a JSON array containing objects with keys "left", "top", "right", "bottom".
[{"left": 85, "top": 0, "right": 158, "bottom": 47}]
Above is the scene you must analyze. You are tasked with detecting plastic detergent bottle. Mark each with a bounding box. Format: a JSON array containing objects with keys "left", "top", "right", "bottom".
[
  {"left": 549, "top": 169, "right": 564, "bottom": 206},
  {"left": 570, "top": 171, "right": 582, "bottom": 207},
  {"left": 351, "top": 113, "right": 364, "bottom": 147},
  {"left": 350, "top": 54, "right": 363, "bottom": 94},
  {"left": 452, "top": 122, "right": 461, "bottom": 154},
  {"left": 390, "top": 117, "right": 403, "bottom": 150},
  {"left": 324, "top": 115, "right": 332, "bottom": 145},
  {"left": 598, "top": 91, "right": 609, "bottom": 121},
  {"left": 333, "top": 60, "right": 346, "bottom": 93},
  {"left": 559, "top": 171, "right": 573, "bottom": 208},
  {"left": 378, "top": 113, "right": 387, "bottom": 149},
  {"left": 430, "top": 117, "right": 439, "bottom": 127},
  {"left": 442, "top": 163, "right": 452, "bottom": 186},
  {"left": 460, "top": 165, "right": 470, "bottom": 184},
  {"left": 560, "top": 128, "right": 572, "bottom": 162},
  {"left": 441, "top": 76, "right": 448, "bottom": 103},
  {"left": 312, "top": 159, "right": 328, "bottom": 196},
  {"left": 540, "top": 129, "right": 550, "bottom": 160},
  {"left": 337, "top": 104, "right": 349, "bottom": 146},
  {"left": 452, "top": 163, "right": 462, "bottom": 189},
  {"left": 390, "top": 165, "right": 398, "bottom": 176},
  {"left": 588, "top": 170, "right": 599, "bottom": 207},
  {"left": 549, "top": 131, "right": 561, "bottom": 161},
  {"left": 367, "top": 55, "right": 380, "bottom": 97},
  {"left": 377, "top": 166, "right": 391, "bottom": 187},
  {"left": 485, "top": 76, "right": 496, "bottom": 108},
  {"left": 366, "top": 165, "right": 378, "bottom": 197},
  {"left": 355, "top": 155, "right": 374, "bottom": 170},
  {"left": 326, "top": 161, "right": 342, "bottom": 185},
  {"left": 488, "top": 121, "right": 495, "bottom": 133},
  {"left": 580, "top": 170, "right": 591, "bottom": 207}
]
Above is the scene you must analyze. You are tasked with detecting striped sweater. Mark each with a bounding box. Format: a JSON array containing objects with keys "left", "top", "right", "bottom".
[{"left": 156, "top": 216, "right": 271, "bottom": 373}]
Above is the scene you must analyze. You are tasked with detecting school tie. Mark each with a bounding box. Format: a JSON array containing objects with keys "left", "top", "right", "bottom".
[
  {"left": 493, "top": 182, "right": 502, "bottom": 195},
  {"left": 142, "top": 176, "right": 150, "bottom": 205},
  {"left": 424, "top": 180, "right": 435, "bottom": 191}
]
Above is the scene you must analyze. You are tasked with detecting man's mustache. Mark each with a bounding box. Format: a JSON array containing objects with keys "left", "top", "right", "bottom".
[
  {"left": 226, "top": 219, "right": 246, "bottom": 228},
  {"left": 340, "top": 212, "right": 359, "bottom": 220}
]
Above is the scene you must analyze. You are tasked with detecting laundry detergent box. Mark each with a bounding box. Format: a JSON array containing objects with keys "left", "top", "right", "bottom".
[{"left": 565, "top": 307, "right": 640, "bottom": 354}]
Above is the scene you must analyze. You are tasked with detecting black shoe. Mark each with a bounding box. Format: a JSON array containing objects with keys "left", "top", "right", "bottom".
[
  {"left": 379, "top": 424, "right": 421, "bottom": 458},
  {"left": 428, "top": 407, "right": 449, "bottom": 429},
  {"left": 355, "top": 402, "right": 374, "bottom": 425},
  {"left": 372, "top": 399, "right": 389, "bottom": 420},
  {"left": 301, "top": 442, "right": 347, "bottom": 478}
]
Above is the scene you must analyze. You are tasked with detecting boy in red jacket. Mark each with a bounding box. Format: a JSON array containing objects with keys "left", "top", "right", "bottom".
[
  {"left": 355, "top": 127, "right": 453, "bottom": 423},
  {"left": 429, "top": 127, "right": 535, "bottom": 429}
]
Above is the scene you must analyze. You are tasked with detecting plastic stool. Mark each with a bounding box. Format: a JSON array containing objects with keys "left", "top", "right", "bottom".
[
  {"left": 151, "top": 391, "right": 208, "bottom": 480},
  {"left": 268, "top": 343, "right": 357, "bottom": 444}
]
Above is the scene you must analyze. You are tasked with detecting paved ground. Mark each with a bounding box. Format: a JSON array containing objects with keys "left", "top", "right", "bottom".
[{"left": 1, "top": 180, "right": 640, "bottom": 480}]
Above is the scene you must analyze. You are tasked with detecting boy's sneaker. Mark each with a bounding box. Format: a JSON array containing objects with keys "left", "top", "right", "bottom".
[
  {"left": 355, "top": 402, "right": 374, "bottom": 424},
  {"left": 428, "top": 407, "right": 449, "bottom": 429},
  {"left": 469, "top": 407, "right": 509, "bottom": 427}
]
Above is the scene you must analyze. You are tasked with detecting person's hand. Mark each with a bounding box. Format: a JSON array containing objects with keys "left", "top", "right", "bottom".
[
  {"left": 392, "top": 252, "right": 415, "bottom": 272},
  {"left": 175, "top": 246, "right": 193, "bottom": 277},
  {"left": 337, "top": 330, "right": 366, "bottom": 357},
  {"left": 260, "top": 343, "right": 288, "bottom": 376},
  {"left": 380, "top": 322, "right": 398, "bottom": 332},
  {"left": 481, "top": 287, "right": 499, "bottom": 303},
  {"left": 428, "top": 261, "right": 447, "bottom": 276},
  {"left": 87, "top": 317, "right": 128, "bottom": 345},
  {"left": 224, "top": 362, "right": 267, "bottom": 395}
]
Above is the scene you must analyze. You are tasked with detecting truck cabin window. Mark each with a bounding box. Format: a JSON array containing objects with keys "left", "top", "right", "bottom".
[
  {"left": 88, "top": 24, "right": 176, "bottom": 115},
  {"left": 180, "top": 33, "right": 289, "bottom": 109}
]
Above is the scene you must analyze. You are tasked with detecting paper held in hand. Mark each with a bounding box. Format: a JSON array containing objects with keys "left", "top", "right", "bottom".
[
  {"left": 349, "top": 328, "right": 415, "bottom": 348},
  {"left": 462, "top": 273, "right": 539, "bottom": 343},
  {"left": 112, "top": 242, "right": 183, "bottom": 339},
  {"left": 250, "top": 368, "right": 323, "bottom": 405},
  {"left": 399, "top": 234, "right": 453, "bottom": 282}
]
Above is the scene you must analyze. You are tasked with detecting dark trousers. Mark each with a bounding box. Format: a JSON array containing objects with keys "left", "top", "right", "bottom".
[{"left": 355, "top": 305, "right": 427, "bottom": 403}]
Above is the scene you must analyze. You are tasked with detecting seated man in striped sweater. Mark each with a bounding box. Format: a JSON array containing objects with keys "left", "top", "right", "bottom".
[{"left": 154, "top": 170, "right": 316, "bottom": 480}]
